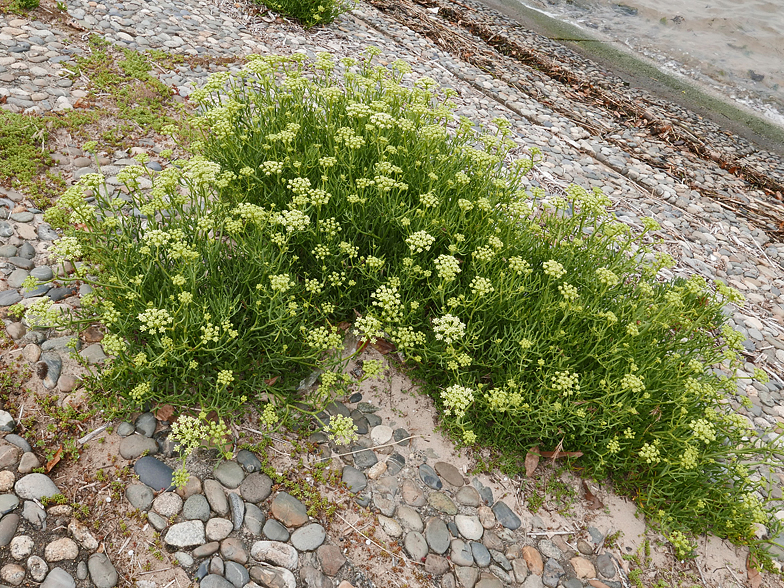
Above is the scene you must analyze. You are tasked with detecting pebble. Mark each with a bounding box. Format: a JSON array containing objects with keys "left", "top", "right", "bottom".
[
  {"left": 404, "top": 531, "right": 428, "bottom": 560},
  {"left": 14, "top": 473, "right": 59, "bottom": 500},
  {"left": 134, "top": 456, "right": 173, "bottom": 491},
  {"left": 269, "top": 492, "right": 308, "bottom": 528},
  {"left": 165, "top": 520, "right": 206, "bottom": 547},
  {"left": 87, "top": 554, "right": 118, "bottom": 588},
  {"left": 239, "top": 472, "right": 272, "bottom": 503},
  {"left": 456, "top": 514, "right": 484, "bottom": 541},
  {"left": 204, "top": 479, "right": 230, "bottom": 516},
  {"left": 290, "top": 523, "right": 326, "bottom": 551},
  {"left": 119, "top": 435, "right": 158, "bottom": 460},
  {"left": 126, "top": 484, "right": 154, "bottom": 511},
  {"left": 214, "top": 461, "right": 245, "bottom": 489}
]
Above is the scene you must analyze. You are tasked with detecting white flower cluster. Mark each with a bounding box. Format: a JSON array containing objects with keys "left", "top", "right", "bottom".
[
  {"left": 434, "top": 255, "right": 461, "bottom": 281},
  {"left": 620, "top": 373, "right": 645, "bottom": 394},
  {"left": 353, "top": 315, "right": 383, "bottom": 343},
  {"left": 306, "top": 325, "right": 343, "bottom": 351},
  {"left": 101, "top": 333, "right": 126, "bottom": 356},
  {"left": 50, "top": 236, "right": 82, "bottom": 263},
  {"left": 509, "top": 256, "right": 532, "bottom": 276},
  {"left": 470, "top": 276, "right": 494, "bottom": 297},
  {"left": 420, "top": 192, "right": 439, "bottom": 208},
  {"left": 371, "top": 284, "right": 403, "bottom": 323},
  {"left": 274, "top": 209, "right": 310, "bottom": 232},
  {"left": 639, "top": 440, "right": 661, "bottom": 465},
  {"left": 269, "top": 273, "right": 294, "bottom": 292},
  {"left": 138, "top": 308, "right": 173, "bottom": 334},
  {"left": 324, "top": 414, "right": 359, "bottom": 446},
  {"left": 689, "top": 418, "right": 717, "bottom": 443},
  {"left": 550, "top": 370, "right": 580, "bottom": 396},
  {"left": 406, "top": 231, "right": 435, "bottom": 253},
  {"left": 543, "top": 259, "right": 566, "bottom": 279},
  {"left": 558, "top": 283, "right": 578, "bottom": 301},
  {"left": 261, "top": 160, "right": 284, "bottom": 176},
  {"left": 595, "top": 267, "right": 620, "bottom": 287},
  {"left": 441, "top": 384, "right": 474, "bottom": 418},
  {"left": 432, "top": 314, "right": 466, "bottom": 345}
]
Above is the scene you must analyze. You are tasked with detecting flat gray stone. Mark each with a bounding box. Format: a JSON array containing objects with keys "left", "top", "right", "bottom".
[
  {"left": 341, "top": 466, "right": 367, "bottom": 492},
  {"left": 31, "top": 266, "right": 54, "bottom": 281},
  {"left": 125, "top": 484, "right": 154, "bottom": 511},
  {"left": 425, "top": 517, "right": 450, "bottom": 554},
  {"left": 491, "top": 501, "right": 521, "bottom": 530},
  {"left": 244, "top": 503, "right": 265, "bottom": 535},
  {"left": 396, "top": 504, "right": 423, "bottom": 532},
  {"left": 236, "top": 449, "right": 261, "bottom": 472},
  {"left": 455, "top": 566, "right": 479, "bottom": 588},
  {"left": 263, "top": 519, "right": 289, "bottom": 542},
  {"left": 214, "top": 461, "right": 244, "bottom": 489},
  {"left": 119, "top": 435, "right": 158, "bottom": 460},
  {"left": 204, "top": 479, "right": 229, "bottom": 515},
  {"left": 0, "top": 289, "right": 22, "bottom": 307},
  {"left": 434, "top": 461, "right": 464, "bottom": 486},
  {"left": 200, "top": 575, "right": 234, "bottom": 588},
  {"left": 39, "top": 352, "right": 61, "bottom": 390},
  {"left": 229, "top": 492, "right": 245, "bottom": 530},
  {"left": 41, "top": 567, "right": 75, "bottom": 588},
  {"left": 0, "top": 494, "right": 19, "bottom": 515},
  {"left": 224, "top": 562, "right": 249, "bottom": 588},
  {"left": 471, "top": 541, "right": 491, "bottom": 567},
  {"left": 419, "top": 463, "right": 442, "bottom": 490},
  {"left": 183, "top": 494, "right": 210, "bottom": 521},
  {"left": 404, "top": 531, "right": 428, "bottom": 561},
  {"left": 134, "top": 412, "right": 157, "bottom": 437},
  {"left": 290, "top": 523, "right": 326, "bottom": 551},
  {"left": 116, "top": 422, "right": 135, "bottom": 437},
  {"left": 0, "top": 513, "right": 20, "bottom": 546},
  {"left": 15, "top": 473, "right": 60, "bottom": 500},
  {"left": 455, "top": 515, "right": 484, "bottom": 541},
  {"left": 134, "top": 456, "right": 173, "bottom": 492},
  {"left": 351, "top": 446, "right": 378, "bottom": 470},
  {"left": 239, "top": 472, "right": 272, "bottom": 503},
  {"left": 164, "top": 520, "right": 205, "bottom": 548},
  {"left": 87, "top": 553, "right": 118, "bottom": 588},
  {"left": 80, "top": 343, "right": 107, "bottom": 364},
  {"left": 451, "top": 539, "right": 474, "bottom": 566},
  {"left": 4, "top": 434, "right": 28, "bottom": 452},
  {"left": 543, "top": 558, "right": 565, "bottom": 588}
]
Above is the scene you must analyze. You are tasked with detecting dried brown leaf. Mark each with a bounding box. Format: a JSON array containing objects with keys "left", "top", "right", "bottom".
[
  {"left": 154, "top": 404, "right": 175, "bottom": 422},
  {"left": 370, "top": 338, "right": 397, "bottom": 355},
  {"left": 45, "top": 446, "right": 63, "bottom": 473},
  {"left": 582, "top": 480, "right": 604, "bottom": 510},
  {"left": 524, "top": 446, "right": 540, "bottom": 477},
  {"left": 747, "top": 555, "right": 762, "bottom": 588}
]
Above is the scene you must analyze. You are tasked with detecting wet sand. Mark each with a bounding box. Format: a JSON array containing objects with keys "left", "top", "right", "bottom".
[{"left": 471, "top": 0, "right": 784, "bottom": 158}]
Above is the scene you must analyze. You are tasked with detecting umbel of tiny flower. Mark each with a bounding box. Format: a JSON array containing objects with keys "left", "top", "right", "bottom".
[{"left": 324, "top": 414, "right": 358, "bottom": 446}]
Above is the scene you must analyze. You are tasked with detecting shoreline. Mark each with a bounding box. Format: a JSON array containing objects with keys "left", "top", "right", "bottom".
[{"left": 468, "top": 0, "right": 784, "bottom": 158}]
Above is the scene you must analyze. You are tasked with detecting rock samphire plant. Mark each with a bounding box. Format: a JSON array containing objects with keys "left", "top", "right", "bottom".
[{"left": 42, "top": 49, "right": 782, "bottom": 564}]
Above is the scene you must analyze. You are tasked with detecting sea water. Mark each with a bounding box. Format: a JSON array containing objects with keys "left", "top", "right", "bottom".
[{"left": 514, "top": 0, "right": 784, "bottom": 128}]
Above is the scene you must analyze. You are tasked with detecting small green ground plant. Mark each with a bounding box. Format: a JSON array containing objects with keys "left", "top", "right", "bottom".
[
  {"left": 255, "top": 0, "right": 354, "bottom": 27},
  {"left": 40, "top": 49, "right": 783, "bottom": 565}
]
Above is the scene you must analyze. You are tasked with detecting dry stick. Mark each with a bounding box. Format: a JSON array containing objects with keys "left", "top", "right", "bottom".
[
  {"left": 335, "top": 512, "right": 423, "bottom": 567},
  {"left": 78, "top": 422, "right": 110, "bottom": 445},
  {"left": 137, "top": 568, "right": 173, "bottom": 576},
  {"left": 694, "top": 558, "right": 709, "bottom": 588},
  {"left": 330, "top": 435, "right": 423, "bottom": 459},
  {"left": 724, "top": 565, "right": 744, "bottom": 588}
]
